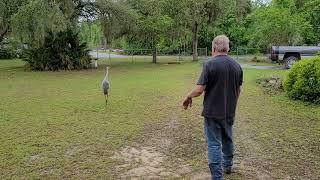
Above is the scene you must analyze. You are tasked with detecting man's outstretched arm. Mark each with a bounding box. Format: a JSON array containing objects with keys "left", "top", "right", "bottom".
[
  {"left": 183, "top": 85, "right": 206, "bottom": 110},
  {"left": 187, "top": 85, "right": 206, "bottom": 98}
]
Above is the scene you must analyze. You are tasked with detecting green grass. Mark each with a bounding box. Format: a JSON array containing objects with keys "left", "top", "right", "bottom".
[{"left": 0, "top": 58, "right": 319, "bottom": 179}]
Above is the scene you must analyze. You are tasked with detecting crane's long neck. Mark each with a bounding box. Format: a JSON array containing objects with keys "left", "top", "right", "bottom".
[{"left": 105, "top": 69, "right": 109, "bottom": 80}]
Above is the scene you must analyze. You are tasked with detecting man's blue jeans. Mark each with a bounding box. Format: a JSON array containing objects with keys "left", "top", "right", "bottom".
[{"left": 204, "top": 117, "right": 234, "bottom": 180}]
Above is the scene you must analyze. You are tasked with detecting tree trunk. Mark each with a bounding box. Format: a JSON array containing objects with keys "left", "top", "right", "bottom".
[
  {"left": 0, "top": 24, "right": 9, "bottom": 43},
  {"left": 103, "top": 37, "right": 107, "bottom": 49},
  {"left": 152, "top": 38, "right": 157, "bottom": 63},
  {"left": 192, "top": 22, "right": 198, "bottom": 61}
]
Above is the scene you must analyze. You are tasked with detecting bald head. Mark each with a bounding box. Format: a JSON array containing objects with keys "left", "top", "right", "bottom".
[{"left": 212, "top": 35, "right": 230, "bottom": 53}]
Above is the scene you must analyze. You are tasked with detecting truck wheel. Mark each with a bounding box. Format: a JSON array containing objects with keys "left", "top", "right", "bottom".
[{"left": 284, "top": 56, "right": 298, "bottom": 69}]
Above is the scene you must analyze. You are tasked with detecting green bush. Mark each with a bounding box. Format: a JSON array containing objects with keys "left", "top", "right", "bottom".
[
  {"left": 250, "top": 56, "right": 270, "bottom": 63},
  {"left": 0, "top": 48, "right": 15, "bottom": 59},
  {"left": 283, "top": 57, "right": 320, "bottom": 104},
  {"left": 24, "top": 28, "right": 91, "bottom": 71}
]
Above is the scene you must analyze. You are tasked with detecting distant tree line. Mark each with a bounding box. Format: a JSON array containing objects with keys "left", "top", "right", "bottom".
[
  {"left": 0, "top": 0, "right": 319, "bottom": 66},
  {"left": 80, "top": 0, "right": 320, "bottom": 62}
]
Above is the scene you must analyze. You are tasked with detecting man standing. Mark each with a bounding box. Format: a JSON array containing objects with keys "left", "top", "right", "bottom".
[{"left": 182, "top": 35, "right": 243, "bottom": 180}]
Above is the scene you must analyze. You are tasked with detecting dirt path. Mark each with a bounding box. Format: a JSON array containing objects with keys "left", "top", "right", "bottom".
[
  {"left": 109, "top": 106, "right": 278, "bottom": 179},
  {"left": 111, "top": 113, "right": 199, "bottom": 179}
]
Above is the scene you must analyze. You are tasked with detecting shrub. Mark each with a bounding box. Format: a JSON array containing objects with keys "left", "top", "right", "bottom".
[
  {"left": 24, "top": 28, "right": 91, "bottom": 71},
  {"left": 257, "top": 76, "right": 283, "bottom": 93},
  {"left": 283, "top": 57, "right": 320, "bottom": 104},
  {"left": 250, "top": 56, "right": 269, "bottom": 63},
  {"left": 0, "top": 48, "right": 15, "bottom": 59}
]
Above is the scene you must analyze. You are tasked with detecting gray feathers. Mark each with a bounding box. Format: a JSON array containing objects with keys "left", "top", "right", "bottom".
[
  {"left": 102, "top": 66, "right": 110, "bottom": 107},
  {"left": 102, "top": 79, "right": 109, "bottom": 95}
]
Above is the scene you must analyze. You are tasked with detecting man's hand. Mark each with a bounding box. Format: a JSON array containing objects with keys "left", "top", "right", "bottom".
[
  {"left": 183, "top": 97, "right": 192, "bottom": 110},
  {"left": 183, "top": 85, "right": 205, "bottom": 110}
]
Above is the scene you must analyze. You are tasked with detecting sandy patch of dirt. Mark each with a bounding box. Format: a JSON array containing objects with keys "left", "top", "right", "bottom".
[
  {"left": 112, "top": 146, "right": 180, "bottom": 178},
  {"left": 111, "top": 116, "right": 193, "bottom": 179},
  {"left": 190, "top": 171, "right": 211, "bottom": 180}
]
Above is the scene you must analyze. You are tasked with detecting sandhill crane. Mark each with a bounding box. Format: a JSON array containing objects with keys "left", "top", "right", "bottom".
[{"left": 102, "top": 66, "right": 110, "bottom": 107}]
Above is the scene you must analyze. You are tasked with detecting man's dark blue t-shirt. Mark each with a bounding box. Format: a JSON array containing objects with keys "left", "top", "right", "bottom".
[{"left": 197, "top": 55, "right": 243, "bottom": 120}]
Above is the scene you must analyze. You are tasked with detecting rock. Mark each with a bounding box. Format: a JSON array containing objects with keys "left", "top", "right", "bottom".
[{"left": 129, "top": 147, "right": 140, "bottom": 155}]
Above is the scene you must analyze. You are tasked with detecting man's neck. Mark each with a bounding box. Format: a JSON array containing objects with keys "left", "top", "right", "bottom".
[{"left": 212, "top": 52, "right": 227, "bottom": 57}]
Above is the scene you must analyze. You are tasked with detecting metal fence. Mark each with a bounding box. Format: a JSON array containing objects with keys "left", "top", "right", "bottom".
[
  {"left": 89, "top": 48, "right": 209, "bottom": 63},
  {"left": 89, "top": 47, "right": 271, "bottom": 63},
  {"left": 229, "top": 47, "right": 269, "bottom": 63}
]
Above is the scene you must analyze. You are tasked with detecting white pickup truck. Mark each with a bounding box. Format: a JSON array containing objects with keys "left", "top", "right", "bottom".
[{"left": 269, "top": 45, "right": 320, "bottom": 69}]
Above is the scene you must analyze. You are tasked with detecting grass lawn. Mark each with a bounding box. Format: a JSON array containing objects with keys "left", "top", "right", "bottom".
[{"left": 0, "top": 58, "right": 319, "bottom": 179}]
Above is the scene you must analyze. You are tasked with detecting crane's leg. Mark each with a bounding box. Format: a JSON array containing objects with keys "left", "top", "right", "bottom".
[{"left": 105, "top": 94, "right": 109, "bottom": 108}]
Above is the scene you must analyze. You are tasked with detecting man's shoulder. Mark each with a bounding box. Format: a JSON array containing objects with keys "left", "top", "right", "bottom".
[
  {"left": 204, "top": 56, "right": 242, "bottom": 72},
  {"left": 204, "top": 56, "right": 221, "bottom": 65},
  {"left": 202, "top": 58, "right": 213, "bottom": 67},
  {"left": 205, "top": 56, "right": 238, "bottom": 64},
  {"left": 224, "top": 56, "right": 241, "bottom": 67}
]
